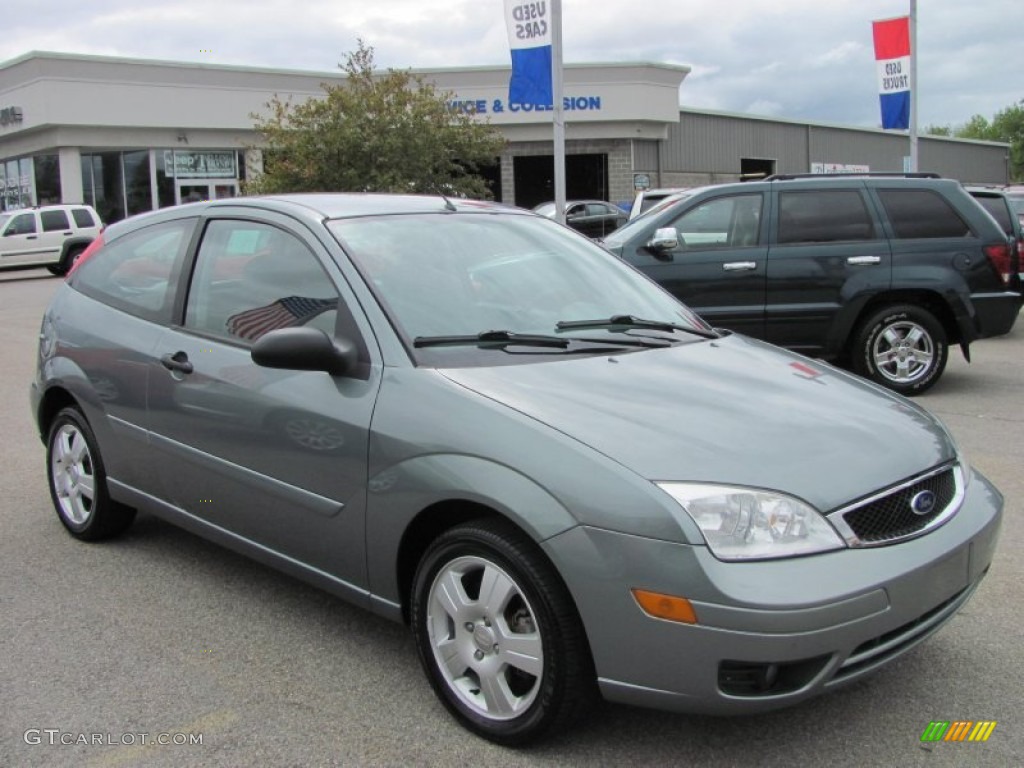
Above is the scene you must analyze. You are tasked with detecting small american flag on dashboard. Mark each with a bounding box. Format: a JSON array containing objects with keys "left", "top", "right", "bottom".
[{"left": 227, "top": 296, "right": 335, "bottom": 341}]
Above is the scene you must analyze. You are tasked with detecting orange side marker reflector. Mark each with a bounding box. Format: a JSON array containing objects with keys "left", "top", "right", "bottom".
[{"left": 631, "top": 589, "right": 698, "bottom": 624}]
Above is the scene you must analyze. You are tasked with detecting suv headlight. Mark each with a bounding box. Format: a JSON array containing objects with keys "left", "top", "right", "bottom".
[{"left": 658, "top": 483, "right": 845, "bottom": 561}]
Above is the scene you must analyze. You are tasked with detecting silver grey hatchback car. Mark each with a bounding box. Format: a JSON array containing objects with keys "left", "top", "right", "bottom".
[{"left": 32, "top": 194, "right": 1002, "bottom": 745}]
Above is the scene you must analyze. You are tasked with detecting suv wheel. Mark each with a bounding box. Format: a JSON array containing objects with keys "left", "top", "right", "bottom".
[
  {"left": 47, "top": 244, "right": 87, "bottom": 277},
  {"left": 46, "top": 407, "right": 136, "bottom": 540},
  {"left": 410, "top": 519, "right": 594, "bottom": 745},
  {"left": 852, "top": 305, "right": 948, "bottom": 395}
]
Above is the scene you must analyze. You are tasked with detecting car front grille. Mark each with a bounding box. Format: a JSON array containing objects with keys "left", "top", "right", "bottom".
[{"left": 827, "top": 464, "right": 963, "bottom": 547}]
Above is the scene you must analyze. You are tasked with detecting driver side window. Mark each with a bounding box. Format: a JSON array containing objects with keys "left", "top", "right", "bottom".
[
  {"left": 185, "top": 220, "right": 340, "bottom": 344},
  {"left": 669, "top": 194, "right": 763, "bottom": 249}
]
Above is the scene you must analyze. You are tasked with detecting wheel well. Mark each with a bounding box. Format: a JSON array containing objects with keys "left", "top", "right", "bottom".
[
  {"left": 395, "top": 500, "right": 506, "bottom": 624},
  {"left": 847, "top": 291, "right": 961, "bottom": 355},
  {"left": 36, "top": 387, "right": 78, "bottom": 444}
]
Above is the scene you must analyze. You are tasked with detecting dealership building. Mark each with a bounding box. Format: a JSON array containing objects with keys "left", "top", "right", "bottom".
[{"left": 0, "top": 50, "right": 1012, "bottom": 224}]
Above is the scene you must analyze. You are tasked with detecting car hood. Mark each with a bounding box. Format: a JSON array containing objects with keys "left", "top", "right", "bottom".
[{"left": 439, "top": 334, "right": 955, "bottom": 513}]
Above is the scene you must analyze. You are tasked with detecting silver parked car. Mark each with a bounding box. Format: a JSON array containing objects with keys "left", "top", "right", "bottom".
[{"left": 32, "top": 194, "right": 1002, "bottom": 745}]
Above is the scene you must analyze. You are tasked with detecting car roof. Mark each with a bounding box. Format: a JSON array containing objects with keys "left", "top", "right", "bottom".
[{"left": 100, "top": 193, "right": 527, "bottom": 242}]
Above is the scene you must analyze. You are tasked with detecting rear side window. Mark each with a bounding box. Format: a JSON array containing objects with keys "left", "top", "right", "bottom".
[
  {"left": 877, "top": 189, "right": 971, "bottom": 238},
  {"left": 71, "top": 208, "right": 97, "bottom": 228},
  {"left": 40, "top": 210, "right": 70, "bottom": 232},
  {"left": 71, "top": 218, "right": 195, "bottom": 323},
  {"left": 777, "top": 190, "right": 877, "bottom": 244},
  {"left": 971, "top": 195, "right": 1012, "bottom": 236}
]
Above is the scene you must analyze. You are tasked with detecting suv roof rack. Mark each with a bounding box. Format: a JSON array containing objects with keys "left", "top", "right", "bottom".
[{"left": 765, "top": 172, "right": 942, "bottom": 181}]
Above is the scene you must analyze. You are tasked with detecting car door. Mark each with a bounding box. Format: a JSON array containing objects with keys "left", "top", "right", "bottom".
[
  {"left": 0, "top": 211, "right": 48, "bottom": 267},
  {"left": 765, "top": 184, "right": 891, "bottom": 356},
  {"left": 617, "top": 191, "right": 769, "bottom": 337},
  {"left": 147, "top": 213, "right": 380, "bottom": 588}
]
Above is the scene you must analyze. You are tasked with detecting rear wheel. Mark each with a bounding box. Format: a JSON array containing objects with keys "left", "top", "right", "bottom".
[
  {"left": 410, "top": 519, "right": 595, "bottom": 745},
  {"left": 47, "top": 244, "right": 86, "bottom": 276},
  {"left": 46, "top": 407, "right": 136, "bottom": 540},
  {"left": 852, "top": 304, "right": 948, "bottom": 395}
]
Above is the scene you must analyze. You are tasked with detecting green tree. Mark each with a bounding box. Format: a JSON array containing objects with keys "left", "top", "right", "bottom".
[
  {"left": 248, "top": 41, "right": 506, "bottom": 197},
  {"left": 927, "top": 99, "right": 1024, "bottom": 180}
]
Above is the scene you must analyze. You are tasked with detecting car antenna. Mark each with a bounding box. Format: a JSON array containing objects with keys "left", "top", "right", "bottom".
[{"left": 428, "top": 183, "right": 458, "bottom": 212}]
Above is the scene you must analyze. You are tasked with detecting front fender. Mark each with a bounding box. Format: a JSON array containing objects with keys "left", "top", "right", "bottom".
[{"left": 364, "top": 453, "right": 579, "bottom": 608}]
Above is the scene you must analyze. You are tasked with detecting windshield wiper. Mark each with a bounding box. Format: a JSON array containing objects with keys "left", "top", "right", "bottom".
[
  {"left": 414, "top": 329, "right": 670, "bottom": 349},
  {"left": 415, "top": 330, "right": 569, "bottom": 348},
  {"left": 555, "top": 314, "right": 720, "bottom": 339}
]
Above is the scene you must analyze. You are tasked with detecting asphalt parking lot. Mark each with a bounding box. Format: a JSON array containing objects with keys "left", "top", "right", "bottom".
[{"left": 2, "top": 269, "right": 1022, "bottom": 768}]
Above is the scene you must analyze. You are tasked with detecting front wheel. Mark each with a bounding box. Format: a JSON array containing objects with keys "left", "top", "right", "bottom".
[
  {"left": 410, "top": 519, "right": 595, "bottom": 745},
  {"left": 46, "top": 407, "right": 136, "bottom": 540},
  {"left": 851, "top": 304, "right": 948, "bottom": 395}
]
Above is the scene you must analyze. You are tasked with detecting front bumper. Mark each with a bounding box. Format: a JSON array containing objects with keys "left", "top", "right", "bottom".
[{"left": 543, "top": 469, "right": 1002, "bottom": 715}]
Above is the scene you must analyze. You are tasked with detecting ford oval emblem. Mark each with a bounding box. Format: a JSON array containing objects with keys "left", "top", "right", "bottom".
[{"left": 910, "top": 490, "right": 937, "bottom": 516}]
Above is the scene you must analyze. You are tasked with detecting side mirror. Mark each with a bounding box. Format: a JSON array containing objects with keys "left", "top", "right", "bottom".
[
  {"left": 646, "top": 227, "right": 679, "bottom": 257},
  {"left": 251, "top": 327, "right": 357, "bottom": 376}
]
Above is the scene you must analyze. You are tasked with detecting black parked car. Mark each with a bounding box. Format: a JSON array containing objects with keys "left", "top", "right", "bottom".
[
  {"left": 533, "top": 200, "right": 628, "bottom": 238},
  {"left": 967, "top": 186, "right": 1023, "bottom": 292},
  {"left": 602, "top": 174, "right": 1020, "bottom": 395}
]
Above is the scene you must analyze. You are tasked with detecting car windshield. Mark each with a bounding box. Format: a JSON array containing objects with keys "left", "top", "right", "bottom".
[
  {"left": 532, "top": 203, "right": 556, "bottom": 217},
  {"left": 328, "top": 212, "right": 707, "bottom": 364}
]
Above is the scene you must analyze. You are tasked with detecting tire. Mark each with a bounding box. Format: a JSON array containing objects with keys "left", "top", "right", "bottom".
[
  {"left": 46, "top": 407, "right": 136, "bottom": 540},
  {"left": 852, "top": 304, "right": 948, "bottom": 396},
  {"left": 410, "top": 519, "right": 595, "bottom": 745},
  {"left": 46, "top": 244, "right": 85, "bottom": 277}
]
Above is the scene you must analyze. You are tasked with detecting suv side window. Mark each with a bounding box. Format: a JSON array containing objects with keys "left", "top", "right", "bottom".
[
  {"left": 72, "top": 219, "right": 194, "bottom": 323},
  {"left": 185, "top": 220, "right": 339, "bottom": 344},
  {"left": 71, "top": 208, "right": 97, "bottom": 228},
  {"left": 669, "top": 194, "right": 762, "bottom": 248},
  {"left": 40, "top": 209, "right": 71, "bottom": 232},
  {"left": 877, "top": 189, "right": 971, "bottom": 238},
  {"left": 778, "top": 190, "right": 876, "bottom": 244},
  {"left": 7, "top": 212, "right": 37, "bottom": 236}
]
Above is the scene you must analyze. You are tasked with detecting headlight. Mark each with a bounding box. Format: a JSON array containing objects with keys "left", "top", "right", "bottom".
[{"left": 657, "top": 483, "right": 845, "bottom": 561}]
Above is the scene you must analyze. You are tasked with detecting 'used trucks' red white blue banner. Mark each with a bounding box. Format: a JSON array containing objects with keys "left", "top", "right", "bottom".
[
  {"left": 872, "top": 16, "right": 911, "bottom": 130},
  {"left": 504, "top": 1, "right": 553, "bottom": 107}
]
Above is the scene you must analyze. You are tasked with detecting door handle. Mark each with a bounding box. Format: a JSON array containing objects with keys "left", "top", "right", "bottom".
[
  {"left": 63, "top": 231, "right": 73, "bottom": 236},
  {"left": 26, "top": 235, "right": 38, "bottom": 240},
  {"left": 160, "top": 351, "right": 194, "bottom": 374},
  {"left": 847, "top": 255, "right": 882, "bottom": 265},
  {"left": 722, "top": 261, "right": 757, "bottom": 271}
]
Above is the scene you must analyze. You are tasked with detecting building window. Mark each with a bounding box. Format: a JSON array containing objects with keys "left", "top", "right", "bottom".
[
  {"left": 155, "top": 150, "right": 177, "bottom": 209},
  {"left": 82, "top": 152, "right": 126, "bottom": 224},
  {"left": 34, "top": 154, "right": 61, "bottom": 205},
  {"left": 123, "top": 150, "right": 152, "bottom": 216}
]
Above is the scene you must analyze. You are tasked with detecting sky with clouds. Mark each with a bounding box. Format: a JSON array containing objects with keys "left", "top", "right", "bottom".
[{"left": 3, "top": 0, "right": 1020, "bottom": 130}]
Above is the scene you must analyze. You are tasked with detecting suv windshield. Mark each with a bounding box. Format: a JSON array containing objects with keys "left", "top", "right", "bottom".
[{"left": 328, "top": 213, "right": 706, "bottom": 363}]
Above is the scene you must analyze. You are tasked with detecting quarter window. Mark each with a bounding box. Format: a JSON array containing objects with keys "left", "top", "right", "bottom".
[
  {"left": 185, "top": 220, "right": 339, "bottom": 344},
  {"left": 71, "top": 208, "right": 97, "bottom": 228},
  {"left": 71, "top": 218, "right": 195, "bottom": 322},
  {"left": 777, "top": 190, "right": 876, "bottom": 244},
  {"left": 40, "top": 210, "right": 71, "bottom": 232},
  {"left": 877, "top": 189, "right": 971, "bottom": 238}
]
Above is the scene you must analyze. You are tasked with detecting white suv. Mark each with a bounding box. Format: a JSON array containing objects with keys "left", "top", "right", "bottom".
[{"left": 0, "top": 204, "right": 103, "bottom": 275}]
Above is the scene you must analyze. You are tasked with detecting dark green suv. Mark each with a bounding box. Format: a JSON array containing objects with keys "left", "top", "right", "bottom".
[{"left": 603, "top": 174, "right": 1020, "bottom": 395}]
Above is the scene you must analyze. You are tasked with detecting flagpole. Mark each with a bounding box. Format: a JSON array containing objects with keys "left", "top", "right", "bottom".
[
  {"left": 909, "top": 0, "right": 918, "bottom": 171},
  {"left": 551, "top": 0, "right": 566, "bottom": 224}
]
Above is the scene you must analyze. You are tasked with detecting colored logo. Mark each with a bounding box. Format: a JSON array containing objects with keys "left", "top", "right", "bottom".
[
  {"left": 921, "top": 721, "right": 997, "bottom": 742},
  {"left": 910, "top": 490, "right": 937, "bottom": 516}
]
